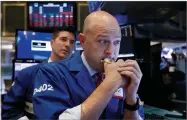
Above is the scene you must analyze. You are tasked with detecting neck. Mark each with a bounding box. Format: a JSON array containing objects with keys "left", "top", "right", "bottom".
[
  {"left": 50, "top": 52, "right": 62, "bottom": 62},
  {"left": 83, "top": 52, "right": 103, "bottom": 73}
]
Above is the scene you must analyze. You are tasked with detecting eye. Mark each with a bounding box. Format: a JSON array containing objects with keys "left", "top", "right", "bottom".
[
  {"left": 70, "top": 40, "right": 75, "bottom": 44},
  {"left": 99, "top": 39, "right": 109, "bottom": 44},
  {"left": 61, "top": 38, "right": 66, "bottom": 41},
  {"left": 60, "top": 37, "right": 67, "bottom": 42},
  {"left": 114, "top": 41, "right": 120, "bottom": 45}
]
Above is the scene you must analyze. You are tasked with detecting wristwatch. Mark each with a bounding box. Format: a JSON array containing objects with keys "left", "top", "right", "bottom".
[{"left": 124, "top": 97, "right": 140, "bottom": 111}]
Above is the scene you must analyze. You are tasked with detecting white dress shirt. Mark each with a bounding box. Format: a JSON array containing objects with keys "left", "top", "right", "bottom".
[{"left": 48, "top": 58, "right": 52, "bottom": 63}]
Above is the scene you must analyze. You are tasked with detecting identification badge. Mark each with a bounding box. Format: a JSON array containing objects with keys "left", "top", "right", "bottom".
[{"left": 113, "top": 88, "right": 123, "bottom": 99}]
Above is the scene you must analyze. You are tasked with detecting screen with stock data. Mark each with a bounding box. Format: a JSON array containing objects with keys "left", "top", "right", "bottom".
[{"left": 28, "top": 2, "right": 75, "bottom": 29}]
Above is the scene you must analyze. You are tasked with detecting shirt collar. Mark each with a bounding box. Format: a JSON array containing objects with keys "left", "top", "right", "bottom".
[
  {"left": 81, "top": 52, "right": 97, "bottom": 76},
  {"left": 48, "top": 58, "right": 52, "bottom": 63}
]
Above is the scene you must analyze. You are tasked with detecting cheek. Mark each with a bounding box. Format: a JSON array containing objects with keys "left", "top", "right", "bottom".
[
  {"left": 93, "top": 43, "right": 105, "bottom": 52},
  {"left": 92, "top": 45, "right": 104, "bottom": 55},
  {"left": 51, "top": 42, "right": 56, "bottom": 49},
  {"left": 52, "top": 42, "right": 62, "bottom": 51},
  {"left": 69, "top": 44, "right": 74, "bottom": 50},
  {"left": 57, "top": 41, "right": 66, "bottom": 47},
  {"left": 115, "top": 46, "right": 120, "bottom": 53}
]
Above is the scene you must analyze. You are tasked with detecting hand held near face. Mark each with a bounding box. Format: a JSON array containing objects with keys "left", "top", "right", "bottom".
[
  {"left": 101, "top": 58, "right": 128, "bottom": 88},
  {"left": 116, "top": 59, "right": 143, "bottom": 105}
]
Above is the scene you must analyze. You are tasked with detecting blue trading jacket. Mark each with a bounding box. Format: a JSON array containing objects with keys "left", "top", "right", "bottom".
[
  {"left": 33, "top": 53, "right": 144, "bottom": 119},
  {"left": 2, "top": 61, "right": 47, "bottom": 119}
]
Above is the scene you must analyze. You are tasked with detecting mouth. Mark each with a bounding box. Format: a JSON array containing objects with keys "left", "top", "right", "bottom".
[
  {"left": 61, "top": 49, "right": 69, "bottom": 53},
  {"left": 100, "top": 58, "right": 114, "bottom": 64}
]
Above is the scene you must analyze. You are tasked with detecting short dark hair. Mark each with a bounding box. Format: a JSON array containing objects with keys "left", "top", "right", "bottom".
[{"left": 52, "top": 26, "right": 77, "bottom": 40}]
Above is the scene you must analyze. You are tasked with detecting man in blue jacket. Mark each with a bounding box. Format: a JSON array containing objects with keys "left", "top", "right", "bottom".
[
  {"left": 33, "top": 11, "right": 144, "bottom": 119},
  {"left": 2, "top": 27, "right": 76, "bottom": 119}
]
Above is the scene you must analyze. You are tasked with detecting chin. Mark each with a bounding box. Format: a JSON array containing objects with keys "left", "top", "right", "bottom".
[
  {"left": 98, "top": 63, "right": 104, "bottom": 72},
  {"left": 59, "top": 54, "right": 67, "bottom": 59}
]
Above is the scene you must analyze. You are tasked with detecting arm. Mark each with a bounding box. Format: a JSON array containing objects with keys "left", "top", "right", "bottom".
[
  {"left": 33, "top": 68, "right": 74, "bottom": 119},
  {"left": 81, "top": 61, "right": 126, "bottom": 120},
  {"left": 2, "top": 70, "right": 29, "bottom": 119},
  {"left": 59, "top": 80, "right": 122, "bottom": 120},
  {"left": 81, "top": 77, "right": 121, "bottom": 120},
  {"left": 59, "top": 79, "right": 122, "bottom": 120},
  {"left": 117, "top": 59, "right": 144, "bottom": 120},
  {"left": 123, "top": 95, "right": 144, "bottom": 120},
  {"left": 33, "top": 62, "right": 125, "bottom": 119}
]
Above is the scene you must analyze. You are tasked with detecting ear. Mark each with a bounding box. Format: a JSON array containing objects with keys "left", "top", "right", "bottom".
[
  {"left": 50, "top": 39, "right": 54, "bottom": 48},
  {"left": 78, "top": 33, "right": 85, "bottom": 49}
]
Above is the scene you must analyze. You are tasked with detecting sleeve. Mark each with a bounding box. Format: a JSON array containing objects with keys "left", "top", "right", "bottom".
[
  {"left": 33, "top": 67, "right": 74, "bottom": 119},
  {"left": 59, "top": 104, "right": 81, "bottom": 119},
  {"left": 137, "top": 95, "right": 145, "bottom": 120},
  {"left": 2, "top": 70, "right": 30, "bottom": 119},
  {"left": 18, "top": 116, "right": 29, "bottom": 120},
  {"left": 138, "top": 101, "right": 145, "bottom": 120},
  {"left": 121, "top": 94, "right": 145, "bottom": 119}
]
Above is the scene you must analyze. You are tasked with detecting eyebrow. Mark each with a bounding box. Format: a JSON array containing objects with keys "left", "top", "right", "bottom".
[
  {"left": 97, "top": 34, "right": 121, "bottom": 38},
  {"left": 96, "top": 35, "right": 121, "bottom": 41},
  {"left": 59, "top": 36, "right": 67, "bottom": 39},
  {"left": 96, "top": 34, "right": 109, "bottom": 38},
  {"left": 59, "top": 36, "right": 75, "bottom": 41}
]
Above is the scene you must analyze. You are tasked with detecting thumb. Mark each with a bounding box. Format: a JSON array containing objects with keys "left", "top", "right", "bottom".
[
  {"left": 116, "top": 59, "right": 125, "bottom": 66},
  {"left": 104, "top": 61, "right": 109, "bottom": 72},
  {"left": 103, "top": 58, "right": 113, "bottom": 71}
]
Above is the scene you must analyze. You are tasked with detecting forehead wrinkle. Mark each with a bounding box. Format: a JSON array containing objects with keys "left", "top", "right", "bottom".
[
  {"left": 90, "top": 25, "right": 121, "bottom": 34},
  {"left": 90, "top": 24, "right": 121, "bottom": 38}
]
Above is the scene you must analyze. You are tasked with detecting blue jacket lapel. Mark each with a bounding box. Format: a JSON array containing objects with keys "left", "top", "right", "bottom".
[{"left": 68, "top": 52, "right": 96, "bottom": 96}]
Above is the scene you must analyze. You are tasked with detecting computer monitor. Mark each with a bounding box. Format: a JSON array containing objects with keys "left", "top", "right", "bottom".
[
  {"left": 12, "top": 59, "right": 42, "bottom": 81},
  {"left": 16, "top": 30, "right": 52, "bottom": 60},
  {"left": 118, "top": 25, "right": 135, "bottom": 59},
  {"left": 27, "top": 2, "right": 77, "bottom": 31}
]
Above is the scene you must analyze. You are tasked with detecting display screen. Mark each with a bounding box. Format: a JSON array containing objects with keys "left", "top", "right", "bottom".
[
  {"left": 13, "top": 59, "right": 42, "bottom": 80},
  {"left": 16, "top": 30, "right": 52, "bottom": 60},
  {"left": 28, "top": 2, "right": 75, "bottom": 29},
  {"left": 119, "top": 25, "right": 134, "bottom": 57}
]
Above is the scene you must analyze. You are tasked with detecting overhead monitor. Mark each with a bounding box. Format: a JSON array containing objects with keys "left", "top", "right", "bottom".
[{"left": 28, "top": 2, "right": 77, "bottom": 31}]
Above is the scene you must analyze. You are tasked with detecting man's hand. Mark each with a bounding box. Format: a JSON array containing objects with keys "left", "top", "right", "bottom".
[
  {"left": 104, "top": 59, "right": 127, "bottom": 88},
  {"left": 81, "top": 59, "right": 129, "bottom": 120},
  {"left": 117, "top": 59, "right": 143, "bottom": 104}
]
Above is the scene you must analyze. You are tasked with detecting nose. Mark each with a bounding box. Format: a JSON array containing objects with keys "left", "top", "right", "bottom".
[
  {"left": 64, "top": 40, "right": 70, "bottom": 48},
  {"left": 104, "top": 44, "right": 113, "bottom": 55},
  {"left": 104, "top": 50, "right": 112, "bottom": 55}
]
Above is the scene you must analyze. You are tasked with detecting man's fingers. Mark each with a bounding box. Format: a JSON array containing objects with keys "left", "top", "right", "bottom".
[
  {"left": 119, "top": 71, "right": 140, "bottom": 86},
  {"left": 118, "top": 60, "right": 142, "bottom": 74},
  {"left": 117, "top": 67, "right": 142, "bottom": 79}
]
